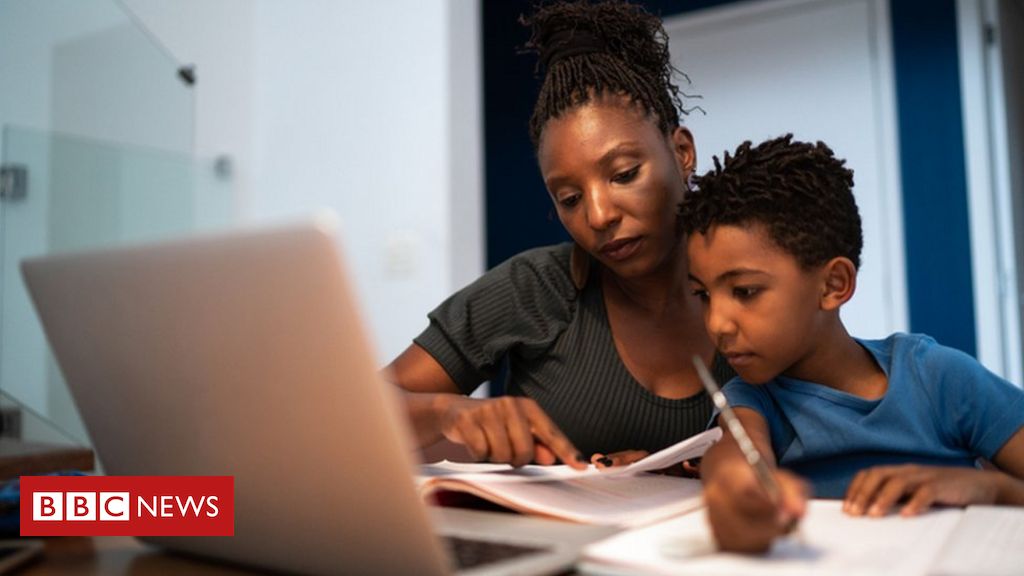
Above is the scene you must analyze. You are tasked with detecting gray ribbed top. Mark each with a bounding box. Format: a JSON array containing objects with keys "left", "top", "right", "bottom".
[{"left": 414, "top": 243, "right": 735, "bottom": 456}]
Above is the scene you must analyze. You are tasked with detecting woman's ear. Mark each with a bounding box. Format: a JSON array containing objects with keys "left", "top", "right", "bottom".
[
  {"left": 671, "top": 127, "right": 696, "bottom": 178},
  {"left": 820, "top": 257, "right": 857, "bottom": 311}
]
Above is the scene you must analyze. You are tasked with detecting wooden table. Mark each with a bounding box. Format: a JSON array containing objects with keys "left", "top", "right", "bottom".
[{"left": 19, "top": 536, "right": 265, "bottom": 575}]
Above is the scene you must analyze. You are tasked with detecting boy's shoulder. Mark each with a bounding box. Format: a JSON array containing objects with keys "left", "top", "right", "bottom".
[{"left": 858, "top": 332, "right": 992, "bottom": 384}]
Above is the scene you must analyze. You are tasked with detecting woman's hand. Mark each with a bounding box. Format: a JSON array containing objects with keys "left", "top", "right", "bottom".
[
  {"left": 590, "top": 451, "right": 701, "bottom": 477},
  {"left": 439, "top": 395, "right": 587, "bottom": 469},
  {"left": 703, "top": 458, "right": 809, "bottom": 554},
  {"left": 591, "top": 450, "right": 648, "bottom": 469},
  {"left": 843, "top": 465, "right": 1002, "bottom": 517}
]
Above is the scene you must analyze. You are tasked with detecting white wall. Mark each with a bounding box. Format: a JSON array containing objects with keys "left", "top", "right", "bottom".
[
  {"left": 957, "top": 0, "right": 1024, "bottom": 383},
  {"left": 10, "top": 0, "right": 482, "bottom": 371},
  {"left": 667, "top": 0, "right": 908, "bottom": 340},
  {"left": 244, "top": 0, "right": 483, "bottom": 363}
]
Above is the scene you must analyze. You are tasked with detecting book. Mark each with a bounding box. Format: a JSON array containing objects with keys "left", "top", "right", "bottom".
[
  {"left": 417, "top": 427, "right": 721, "bottom": 528},
  {"left": 579, "top": 499, "right": 1024, "bottom": 576}
]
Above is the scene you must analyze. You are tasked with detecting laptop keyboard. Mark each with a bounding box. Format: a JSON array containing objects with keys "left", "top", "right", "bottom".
[{"left": 443, "top": 535, "right": 550, "bottom": 570}]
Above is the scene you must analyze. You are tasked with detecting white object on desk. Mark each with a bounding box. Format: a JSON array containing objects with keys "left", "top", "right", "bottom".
[
  {"left": 579, "top": 499, "right": 1024, "bottom": 576},
  {"left": 929, "top": 506, "right": 1024, "bottom": 576},
  {"left": 418, "top": 428, "right": 721, "bottom": 527}
]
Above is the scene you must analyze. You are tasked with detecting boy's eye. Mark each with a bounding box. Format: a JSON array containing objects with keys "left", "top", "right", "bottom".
[
  {"left": 733, "top": 286, "right": 761, "bottom": 300},
  {"left": 611, "top": 165, "right": 640, "bottom": 184}
]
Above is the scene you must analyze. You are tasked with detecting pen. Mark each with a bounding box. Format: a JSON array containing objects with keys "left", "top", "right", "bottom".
[{"left": 691, "top": 355, "right": 781, "bottom": 502}]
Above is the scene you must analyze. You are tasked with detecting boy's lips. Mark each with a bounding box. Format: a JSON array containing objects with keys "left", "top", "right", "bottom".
[{"left": 722, "top": 351, "right": 756, "bottom": 366}]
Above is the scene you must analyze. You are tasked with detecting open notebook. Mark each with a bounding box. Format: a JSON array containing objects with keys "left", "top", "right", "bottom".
[
  {"left": 579, "top": 499, "right": 1024, "bottom": 576},
  {"left": 418, "top": 428, "right": 721, "bottom": 527}
]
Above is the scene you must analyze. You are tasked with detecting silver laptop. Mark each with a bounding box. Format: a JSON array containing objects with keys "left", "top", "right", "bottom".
[{"left": 20, "top": 217, "right": 614, "bottom": 575}]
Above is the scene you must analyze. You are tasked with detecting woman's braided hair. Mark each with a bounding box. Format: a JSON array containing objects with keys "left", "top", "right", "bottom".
[{"left": 522, "top": 0, "right": 687, "bottom": 148}]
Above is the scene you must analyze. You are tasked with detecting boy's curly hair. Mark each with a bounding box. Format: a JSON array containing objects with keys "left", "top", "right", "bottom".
[
  {"left": 679, "top": 134, "right": 863, "bottom": 270},
  {"left": 521, "top": 0, "right": 688, "bottom": 148}
]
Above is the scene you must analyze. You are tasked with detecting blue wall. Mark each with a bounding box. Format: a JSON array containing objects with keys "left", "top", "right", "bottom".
[
  {"left": 890, "top": 0, "right": 976, "bottom": 355},
  {"left": 482, "top": 0, "right": 976, "bottom": 355}
]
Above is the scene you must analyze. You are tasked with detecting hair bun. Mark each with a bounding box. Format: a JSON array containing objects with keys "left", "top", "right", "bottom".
[{"left": 538, "top": 26, "right": 607, "bottom": 70}]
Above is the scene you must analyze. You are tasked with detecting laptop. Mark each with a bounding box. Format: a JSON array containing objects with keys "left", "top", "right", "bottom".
[{"left": 20, "top": 216, "right": 615, "bottom": 575}]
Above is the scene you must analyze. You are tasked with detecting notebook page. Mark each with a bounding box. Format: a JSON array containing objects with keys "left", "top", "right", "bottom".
[
  {"left": 929, "top": 505, "right": 1024, "bottom": 576},
  {"left": 429, "top": 474, "right": 704, "bottom": 527},
  {"left": 419, "top": 427, "right": 722, "bottom": 482},
  {"left": 580, "top": 499, "right": 963, "bottom": 576}
]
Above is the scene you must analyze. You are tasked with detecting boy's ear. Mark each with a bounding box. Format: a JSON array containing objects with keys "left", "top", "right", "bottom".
[
  {"left": 820, "top": 257, "right": 857, "bottom": 311},
  {"left": 671, "top": 127, "right": 696, "bottom": 178}
]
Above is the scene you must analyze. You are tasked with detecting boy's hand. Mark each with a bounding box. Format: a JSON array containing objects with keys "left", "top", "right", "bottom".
[
  {"left": 704, "top": 458, "right": 809, "bottom": 553},
  {"left": 843, "top": 465, "right": 1001, "bottom": 517}
]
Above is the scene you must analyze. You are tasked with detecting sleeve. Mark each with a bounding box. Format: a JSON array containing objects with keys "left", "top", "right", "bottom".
[
  {"left": 413, "top": 246, "right": 577, "bottom": 395},
  {"left": 722, "top": 377, "right": 774, "bottom": 417},
  {"left": 915, "top": 336, "right": 1024, "bottom": 459}
]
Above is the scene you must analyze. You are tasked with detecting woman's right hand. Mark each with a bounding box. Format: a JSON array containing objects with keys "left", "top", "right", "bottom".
[{"left": 439, "top": 395, "right": 587, "bottom": 469}]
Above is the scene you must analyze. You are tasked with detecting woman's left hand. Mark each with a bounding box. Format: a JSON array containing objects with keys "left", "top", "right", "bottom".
[
  {"left": 590, "top": 450, "right": 700, "bottom": 477},
  {"left": 591, "top": 450, "right": 648, "bottom": 469},
  {"left": 843, "top": 465, "right": 1001, "bottom": 517}
]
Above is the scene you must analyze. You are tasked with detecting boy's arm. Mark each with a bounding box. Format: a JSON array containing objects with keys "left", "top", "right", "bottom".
[
  {"left": 992, "top": 427, "right": 1024, "bottom": 505},
  {"left": 844, "top": 427, "right": 1024, "bottom": 516},
  {"left": 702, "top": 407, "right": 809, "bottom": 553}
]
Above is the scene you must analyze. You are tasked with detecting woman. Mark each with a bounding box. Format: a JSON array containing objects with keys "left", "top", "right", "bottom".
[{"left": 385, "top": 0, "right": 732, "bottom": 468}]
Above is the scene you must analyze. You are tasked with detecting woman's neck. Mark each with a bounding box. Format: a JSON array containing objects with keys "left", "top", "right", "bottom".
[{"left": 601, "top": 243, "right": 692, "bottom": 315}]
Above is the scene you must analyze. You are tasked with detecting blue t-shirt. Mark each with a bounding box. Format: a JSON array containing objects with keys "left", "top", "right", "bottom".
[{"left": 722, "top": 333, "right": 1024, "bottom": 498}]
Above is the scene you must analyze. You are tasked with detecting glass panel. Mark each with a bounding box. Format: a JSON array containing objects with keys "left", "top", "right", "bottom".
[
  {"left": 0, "top": 0, "right": 220, "bottom": 453},
  {"left": 0, "top": 126, "right": 233, "bottom": 447},
  {"left": 0, "top": 0, "right": 193, "bottom": 154}
]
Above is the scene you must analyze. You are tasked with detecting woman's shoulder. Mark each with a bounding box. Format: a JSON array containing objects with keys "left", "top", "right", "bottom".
[
  {"left": 483, "top": 242, "right": 577, "bottom": 297},
  {"left": 501, "top": 242, "right": 574, "bottom": 271}
]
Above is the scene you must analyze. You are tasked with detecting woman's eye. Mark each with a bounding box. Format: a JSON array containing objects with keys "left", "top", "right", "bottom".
[
  {"left": 691, "top": 288, "right": 709, "bottom": 302},
  {"left": 733, "top": 286, "right": 761, "bottom": 300},
  {"left": 558, "top": 194, "right": 581, "bottom": 208},
  {"left": 611, "top": 165, "right": 640, "bottom": 184}
]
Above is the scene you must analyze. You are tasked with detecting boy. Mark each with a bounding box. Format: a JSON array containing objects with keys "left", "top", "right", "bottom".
[{"left": 680, "top": 134, "right": 1024, "bottom": 553}]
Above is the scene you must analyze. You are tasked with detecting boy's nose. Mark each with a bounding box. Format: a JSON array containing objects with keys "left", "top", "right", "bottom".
[{"left": 706, "top": 305, "right": 738, "bottom": 341}]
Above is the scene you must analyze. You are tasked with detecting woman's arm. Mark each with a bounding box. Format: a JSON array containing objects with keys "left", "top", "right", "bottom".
[
  {"left": 383, "top": 343, "right": 463, "bottom": 447},
  {"left": 383, "top": 343, "right": 585, "bottom": 469}
]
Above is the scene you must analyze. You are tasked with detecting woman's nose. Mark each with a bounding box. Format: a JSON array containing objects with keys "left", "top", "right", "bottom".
[{"left": 585, "top": 188, "right": 621, "bottom": 231}]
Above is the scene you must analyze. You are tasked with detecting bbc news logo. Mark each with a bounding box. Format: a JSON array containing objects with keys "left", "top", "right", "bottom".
[{"left": 21, "top": 476, "right": 233, "bottom": 536}]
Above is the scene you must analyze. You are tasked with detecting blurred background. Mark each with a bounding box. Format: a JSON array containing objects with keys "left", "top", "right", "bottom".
[{"left": 0, "top": 0, "right": 1021, "bottom": 453}]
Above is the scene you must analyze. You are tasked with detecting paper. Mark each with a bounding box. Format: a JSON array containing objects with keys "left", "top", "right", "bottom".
[
  {"left": 417, "top": 428, "right": 721, "bottom": 527},
  {"left": 420, "top": 427, "right": 722, "bottom": 482},
  {"left": 930, "top": 506, "right": 1024, "bottom": 576},
  {"left": 580, "top": 499, "right": 967, "bottom": 576}
]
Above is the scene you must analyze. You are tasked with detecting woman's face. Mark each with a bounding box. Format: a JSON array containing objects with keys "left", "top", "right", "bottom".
[{"left": 538, "top": 98, "right": 694, "bottom": 280}]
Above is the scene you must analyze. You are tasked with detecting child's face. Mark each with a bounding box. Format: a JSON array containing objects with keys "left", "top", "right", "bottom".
[{"left": 687, "top": 224, "right": 827, "bottom": 384}]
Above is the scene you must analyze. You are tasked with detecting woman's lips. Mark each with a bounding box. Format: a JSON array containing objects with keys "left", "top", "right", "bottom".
[{"left": 600, "top": 237, "right": 642, "bottom": 261}]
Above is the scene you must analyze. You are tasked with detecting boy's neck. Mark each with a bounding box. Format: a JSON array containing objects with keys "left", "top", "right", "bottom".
[{"left": 783, "top": 321, "right": 888, "bottom": 399}]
